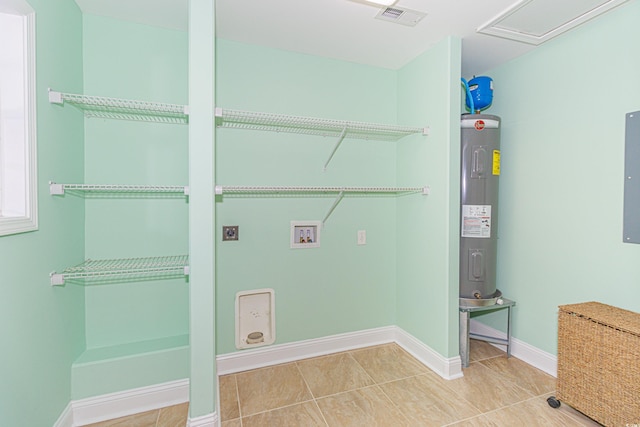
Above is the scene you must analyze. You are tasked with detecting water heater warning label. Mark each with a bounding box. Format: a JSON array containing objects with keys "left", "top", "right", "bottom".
[
  {"left": 493, "top": 150, "right": 500, "bottom": 175},
  {"left": 462, "top": 205, "right": 491, "bottom": 238}
]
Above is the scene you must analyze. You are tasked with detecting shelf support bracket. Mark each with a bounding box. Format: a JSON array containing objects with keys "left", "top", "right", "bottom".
[
  {"left": 49, "top": 181, "right": 65, "bottom": 195},
  {"left": 323, "top": 126, "right": 348, "bottom": 171},
  {"left": 322, "top": 190, "right": 345, "bottom": 226},
  {"left": 50, "top": 272, "right": 65, "bottom": 286},
  {"left": 48, "top": 89, "right": 63, "bottom": 105}
]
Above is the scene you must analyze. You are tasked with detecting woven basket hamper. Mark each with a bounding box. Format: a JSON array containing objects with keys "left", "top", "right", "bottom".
[{"left": 557, "top": 302, "right": 640, "bottom": 426}]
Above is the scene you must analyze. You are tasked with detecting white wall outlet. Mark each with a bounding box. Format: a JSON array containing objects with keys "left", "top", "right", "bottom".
[{"left": 357, "top": 230, "right": 366, "bottom": 245}]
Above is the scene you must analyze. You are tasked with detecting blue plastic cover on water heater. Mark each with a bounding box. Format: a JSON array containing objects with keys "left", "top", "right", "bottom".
[{"left": 465, "top": 76, "right": 493, "bottom": 112}]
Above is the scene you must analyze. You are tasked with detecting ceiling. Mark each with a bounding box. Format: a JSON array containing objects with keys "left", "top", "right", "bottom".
[{"left": 73, "top": 0, "right": 631, "bottom": 76}]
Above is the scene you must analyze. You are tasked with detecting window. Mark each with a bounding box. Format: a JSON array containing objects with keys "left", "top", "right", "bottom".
[{"left": 0, "top": 0, "right": 37, "bottom": 236}]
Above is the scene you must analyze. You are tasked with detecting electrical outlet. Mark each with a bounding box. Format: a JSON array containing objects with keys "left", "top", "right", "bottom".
[
  {"left": 357, "top": 230, "right": 366, "bottom": 245},
  {"left": 222, "top": 225, "right": 239, "bottom": 241}
]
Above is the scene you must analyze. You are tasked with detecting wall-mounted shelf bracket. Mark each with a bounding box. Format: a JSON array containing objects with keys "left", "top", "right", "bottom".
[
  {"left": 323, "top": 190, "right": 345, "bottom": 225},
  {"left": 323, "top": 126, "right": 348, "bottom": 171},
  {"left": 49, "top": 181, "right": 189, "bottom": 195}
]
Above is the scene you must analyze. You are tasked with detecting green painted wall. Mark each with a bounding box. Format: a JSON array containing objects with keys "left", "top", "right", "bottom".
[
  {"left": 81, "top": 13, "right": 189, "bottom": 349},
  {"left": 73, "top": 14, "right": 190, "bottom": 398},
  {"left": 474, "top": 1, "right": 640, "bottom": 355},
  {"left": 0, "top": 0, "right": 85, "bottom": 425},
  {"left": 214, "top": 37, "right": 462, "bottom": 358},
  {"left": 396, "top": 37, "right": 462, "bottom": 358},
  {"left": 215, "top": 39, "right": 400, "bottom": 354}
]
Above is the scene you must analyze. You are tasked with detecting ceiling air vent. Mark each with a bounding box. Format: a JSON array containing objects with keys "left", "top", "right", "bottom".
[
  {"left": 477, "top": 0, "right": 631, "bottom": 45},
  {"left": 375, "top": 6, "right": 426, "bottom": 27}
]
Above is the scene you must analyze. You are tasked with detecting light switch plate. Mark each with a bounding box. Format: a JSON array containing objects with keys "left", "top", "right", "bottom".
[{"left": 357, "top": 230, "right": 366, "bottom": 245}]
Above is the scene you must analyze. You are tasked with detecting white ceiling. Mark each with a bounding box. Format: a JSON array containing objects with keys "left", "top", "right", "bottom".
[{"left": 73, "top": 0, "right": 631, "bottom": 76}]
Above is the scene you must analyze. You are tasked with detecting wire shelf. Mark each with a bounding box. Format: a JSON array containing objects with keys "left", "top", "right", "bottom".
[
  {"left": 215, "top": 108, "right": 428, "bottom": 141},
  {"left": 215, "top": 185, "right": 429, "bottom": 195},
  {"left": 215, "top": 185, "right": 430, "bottom": 225},
  {"left": 49, "top": 90, "right": 189, "bottom": 124},
  {"left": 49, "top": 182, "right": 189, "bottom": 196},
  {"left": 50, "top": 255, "right": 190, "bottom": 286}
]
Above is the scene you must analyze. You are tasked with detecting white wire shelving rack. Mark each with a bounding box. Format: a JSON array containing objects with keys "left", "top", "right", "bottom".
[
  {"left": 215, "top": 185, "right": 430, "bottom": 224},
  {"left": 49, "top": 89, "right": 189, "bottom": 124},
  {"left": 49, "top": 182, "right": 189, "bottom": 196},
  {"left": 50, "top": 255, "right": 190, "bottom": 286},
  {"left": 214, "top": 108, "right": 429, "bottom": 170}
]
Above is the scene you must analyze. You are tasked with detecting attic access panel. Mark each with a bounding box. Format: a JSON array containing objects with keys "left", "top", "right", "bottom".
[
  {"left": 623, "top": 111, "right": 640, "bottom": 244},
  {"left": 477, "top": 0, "right": 630, "bottom": 45}
]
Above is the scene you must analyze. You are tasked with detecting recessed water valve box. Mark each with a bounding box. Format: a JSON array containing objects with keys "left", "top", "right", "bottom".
[{"left": 290, "top": 221, "right": 320, "bottom": 249}]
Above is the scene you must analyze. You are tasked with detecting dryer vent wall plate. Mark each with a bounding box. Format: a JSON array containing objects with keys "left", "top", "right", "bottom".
[{"left": 235, "top": 288, "right": 275, "bottom": 350}]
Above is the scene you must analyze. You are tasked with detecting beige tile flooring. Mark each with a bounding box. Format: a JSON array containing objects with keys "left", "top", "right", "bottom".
[
  {"left": 83, "top": 402, "right": 188, "bottom": 427},
  {"left": 87, "top": 340, "right": 601, "bottom": 426}
]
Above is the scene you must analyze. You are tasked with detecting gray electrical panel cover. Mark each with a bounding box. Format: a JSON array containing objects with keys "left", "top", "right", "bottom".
[{"left": 623, "top": 111, "right": 640, "bottom": 243}]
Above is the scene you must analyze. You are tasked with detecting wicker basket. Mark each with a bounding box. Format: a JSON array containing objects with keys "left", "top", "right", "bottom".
[{"left": 557, "top": 302, "right": 640, "bottom": 426}]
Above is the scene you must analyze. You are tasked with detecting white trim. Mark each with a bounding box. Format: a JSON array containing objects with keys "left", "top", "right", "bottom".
[
  {"left": 71, "top": 378, "right": 189, "bottom": 426},
  {"left": 0, "top": 7, "right": 38, "bottom": 236},
  {"left": 469, "top": 319, "right": 557, "bottom": 377},
  {"left": 216, "top": 326, "right": 462, "bottom": 380},
  {"left": 55, "top": 327, "right": 465, "bottom": 426},
  {"left": 395, "top": 328, "right": 463, "bottom": 380},
  {"left": 476, "top": 0, "right": 631, "bottom": 45},
  {"left": 187, "top": 412, "right": 218, "bottom": 427},
  {"left": 52, "top": 402, "right": 73, "bottom": 427},
  {"left": 217, "top": 326, "right": 396, "bottom": 375}
]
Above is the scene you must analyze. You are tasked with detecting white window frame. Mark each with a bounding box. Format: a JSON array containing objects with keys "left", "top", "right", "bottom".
[{"left": 0, "top": 0, "right": 37, "bottom": 236}]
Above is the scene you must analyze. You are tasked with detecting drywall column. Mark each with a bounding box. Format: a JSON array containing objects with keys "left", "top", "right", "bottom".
[
  {"left": 188, "top": 0, "right": 216, "bottom": 421},
  {"left": 396, "top": 36, "right": 462, "bottom": 366}
]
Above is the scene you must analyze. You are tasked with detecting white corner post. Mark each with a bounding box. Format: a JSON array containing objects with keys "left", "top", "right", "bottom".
[{"left": 188, "top": 0, "right": 217, "bottom": 423}]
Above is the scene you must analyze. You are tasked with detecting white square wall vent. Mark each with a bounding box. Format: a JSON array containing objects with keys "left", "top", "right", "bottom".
[
  {"left": 375, "top": 6, "right": 427, "bottom": 27},
  {"left": 477, "top": 0, "right": 631, "bottom": 45}
]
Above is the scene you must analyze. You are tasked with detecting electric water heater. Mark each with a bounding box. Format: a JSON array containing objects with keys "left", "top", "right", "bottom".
[{"left": 460, "top": 114, "right": 501, "bottom": 306}]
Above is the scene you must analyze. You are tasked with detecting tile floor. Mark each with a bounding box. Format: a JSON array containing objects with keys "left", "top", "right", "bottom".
[
  {"left": 83, "top": 402, "right": 188, "bottom": 426},
  {"left": 86, "top": 340, "right": 601, "bottom": 426}
]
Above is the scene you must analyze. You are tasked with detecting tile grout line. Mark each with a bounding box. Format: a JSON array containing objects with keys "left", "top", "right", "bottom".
[
  {"left": 438, "top": 361, "right": 497, "bottom": 417},
  {"left": 345, "top": 350, "right": 378, "bottom": 386},
  {"left": 373, "top": 375, "right": 423, "bottom": 426},
  {"left": 439, "top": 349, "right": 565, "bottom": 427},
  {"left": 233, "top": 374, "right": 244, "bottom": 427},
  {"left": 474, "top": 357, "right": 549, "bottom": 402},
  {"left": 293, "top": 359, "right": 330, "bottom": 425},
  {"left": 153, "top": 408, "right": 161, "bottom": 427},
  {"left": 238, "top": 398, "right": 318, "bottom": 420}
]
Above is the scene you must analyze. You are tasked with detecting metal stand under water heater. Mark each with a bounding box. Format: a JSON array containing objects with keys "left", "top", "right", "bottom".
[{"left": 459, "top": 114, "right": 501, "bottom": 306}]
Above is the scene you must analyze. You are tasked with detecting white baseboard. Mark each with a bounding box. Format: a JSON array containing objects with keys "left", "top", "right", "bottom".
[
  {"left": 56, "top": 326, "right": 463, "bottom": 426},
  {"left": 71, "top": 378, "right": 189, "bottom": 426},
  {"left": 53, "top": 402, "right": 74, "bottom": 427},
  {"left": 217, "top": 326, "right": 396, "bottom": 375},
  {"left": 395, "top": 328, "right": 463, "bottom": 380},
  {"left": 187, "top": 412, "right": 218, "bottom": 427},
  {"left": 216, "top": 326, "right": 462, "bottom": 380},
  {"left": 469, "top": 319, "right": 557, "bottom": 377}
]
